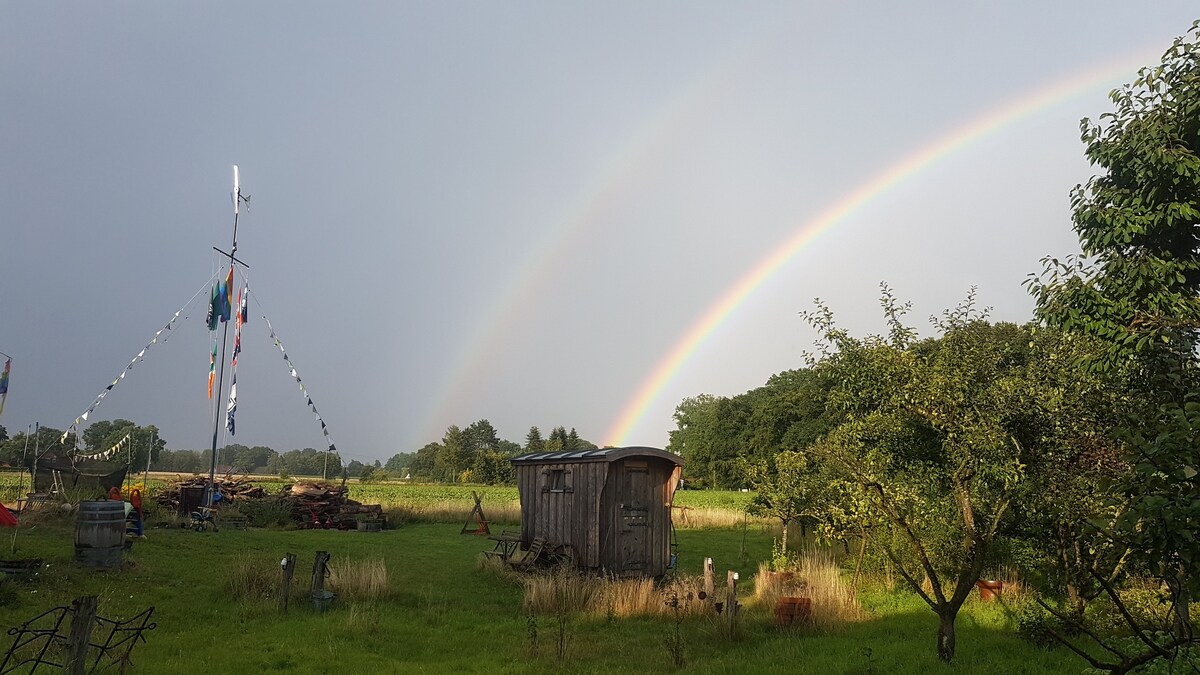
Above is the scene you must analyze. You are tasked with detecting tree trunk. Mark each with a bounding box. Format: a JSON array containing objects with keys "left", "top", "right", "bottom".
[
  {"left": 780, "top": 520, "right": 789, "bottom": 554},
  {"left": 1166, "top": 569, "right": 1191, "bottom": 639},
  {"left": 936, "top": 609, "right": 956, "bottom": 663}
]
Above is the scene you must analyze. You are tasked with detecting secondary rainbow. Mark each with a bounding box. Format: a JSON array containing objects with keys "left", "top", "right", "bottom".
[{"left": 602, "top": 50, "right": 1157, "bottom": 447}]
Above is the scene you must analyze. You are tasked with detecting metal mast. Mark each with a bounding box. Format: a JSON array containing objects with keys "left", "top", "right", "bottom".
[{"left": 206, "top": 165, "right": 246, "bottom": 508}]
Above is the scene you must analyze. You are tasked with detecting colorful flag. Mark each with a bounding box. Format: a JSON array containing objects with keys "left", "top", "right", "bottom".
[
  {"left": 207, "top": 279, "right": 219, "bottom": 329},
  {"left": 226, "top": 372, "right": 237, "bottom": 435},
  {"left": 208, "top": 342, "right": 216, "bottom": 399},
  {"left": 0, "top": 358, "right": 9, "bottom": 417},
  {"left": 221, "top": 267, "right": 234, "bottom": 322}
]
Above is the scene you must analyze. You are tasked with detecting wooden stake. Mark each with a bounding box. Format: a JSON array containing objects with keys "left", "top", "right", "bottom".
[
  {"left": 280, "top": 552, "right": 296, "bottom": 612},
  {"left": 66, "top": 595, "right": 97, "bottom": 675},
  {"left": 725, "top": 570, "right": 740, "bottom": 634}
]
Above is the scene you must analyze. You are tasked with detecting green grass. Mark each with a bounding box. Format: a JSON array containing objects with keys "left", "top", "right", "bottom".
[{"left": 0, "top": 511, "right": 1089, "bottom": 674}]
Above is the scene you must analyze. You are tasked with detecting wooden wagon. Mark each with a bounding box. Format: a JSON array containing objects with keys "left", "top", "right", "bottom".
[{"left": 510, "top": 446, "right": 683, "bottom": 578}]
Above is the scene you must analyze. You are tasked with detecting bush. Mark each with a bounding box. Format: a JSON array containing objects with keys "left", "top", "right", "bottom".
[
  {"left": 1016, "top": 602, "right": 1074, "bottom": 649},
  {"left": 236, "top": 498, "right": 293, "bottom": 528}
]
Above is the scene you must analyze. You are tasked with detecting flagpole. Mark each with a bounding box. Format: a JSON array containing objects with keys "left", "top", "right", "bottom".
[{"left": 206, "top": 166, "right": 241, "bottom": 509}]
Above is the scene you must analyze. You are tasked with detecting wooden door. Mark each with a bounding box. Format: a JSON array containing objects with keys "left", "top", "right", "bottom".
[{"left": 620, "top": 462, "right": 649, "bottom": 572}]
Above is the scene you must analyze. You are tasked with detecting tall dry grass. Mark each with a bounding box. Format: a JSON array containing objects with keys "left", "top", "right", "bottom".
[
  {"left": 671, "top": 507, "right": 766, "bottom": 529},
  {"left": 752, "top": 549, "right": 864, "bottom": 632},
  {"left": 228, "top": 556, "right": 279, "bottom": 603},
  {"left": 329, "top": 557, "right": 390, "bottom": 603},
  {"left": 384, "top": 501, "right": 521, "bottom": 526},
  {"left": 513, "top": 565, "right": 712, "bottom": 619}
]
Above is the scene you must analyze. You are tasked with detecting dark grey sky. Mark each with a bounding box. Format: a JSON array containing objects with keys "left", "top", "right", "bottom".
[{"left": 1, "top": 3, "right": 1195, "bottom": 464}]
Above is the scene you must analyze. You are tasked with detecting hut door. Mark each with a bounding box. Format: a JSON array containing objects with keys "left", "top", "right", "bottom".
[{"left": 620, "top": 462, "right": 649, "bottom": 572}]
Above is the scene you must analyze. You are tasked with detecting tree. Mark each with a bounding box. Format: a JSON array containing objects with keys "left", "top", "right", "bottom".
[
  {"left": 805, "top": 292, "right": 1089, "bottom": 663},
  {"left": 744, "top": 451, "right": 822, "bottom": 554},
  {"left": 545, "top": 426, "right": 568, "bottom": 453},
  {"left": 464, "top": 419, "right": 500, "bottom": 456},
  {"left": 0, "top": 426, "right": 76, "bottom": 469},
  {"left": 524, "top": 426, "right": 544, "bottom": 453},
  {"left": 666, "top": 395, "right": 749, "bottom": 488},
  {"left": 409, "top": 443, "right": 440, "bottom": 479},
  {"left": 1028, "top": 20, "right": 1200, "bottom": 669},
  {"left": 436, "top": 426, "right": 469, "bottom": 481},
  {"left": 384, "top": 452, "right": 415, "bottom": 474}
]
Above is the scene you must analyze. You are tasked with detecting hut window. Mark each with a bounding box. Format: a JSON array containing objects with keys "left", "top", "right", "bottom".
[{"left": 543, "top": 467, "right": 572, "bottom": 493}]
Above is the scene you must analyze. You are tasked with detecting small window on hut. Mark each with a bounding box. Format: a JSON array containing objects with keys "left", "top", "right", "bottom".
[{"left": 543, "top": 467, "right": 572, "bottom": 493}]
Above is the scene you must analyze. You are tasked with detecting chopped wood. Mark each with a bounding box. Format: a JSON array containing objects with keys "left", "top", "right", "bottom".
[{"left": 152, "top": 476, "right": 384, "bottom": 529}]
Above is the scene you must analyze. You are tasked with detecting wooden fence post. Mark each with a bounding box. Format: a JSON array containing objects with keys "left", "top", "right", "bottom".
[
  {"left": 66, "top": 595, "right": 97, "bottom": 675},
  {"left": 280, "top": 552, "right": 296, "bottom": 612},
  {"left": 725, "top": 570, "right": 740, "bottom": 635},
  {"left": 703, "top": 557, "right": 714, "bottom": 602},
  {"left": 311, "top": 550, "right": 331, "bottom": 595}
]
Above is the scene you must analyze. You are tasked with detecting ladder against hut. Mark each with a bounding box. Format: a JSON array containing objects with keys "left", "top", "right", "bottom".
[{"left": 510, "top": 447, "right": 683, "bottom": 578}]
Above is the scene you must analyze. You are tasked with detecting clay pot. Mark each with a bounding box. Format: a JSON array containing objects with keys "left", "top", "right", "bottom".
[
  {"left": 976, "top": 580, "right": 1004, "bottom": 601},
  {"left": 774, "top": 596, "right": 812, "bottom": 627}
]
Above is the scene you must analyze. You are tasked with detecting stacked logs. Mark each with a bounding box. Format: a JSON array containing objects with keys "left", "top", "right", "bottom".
[
  {"left": 153, "top": 476, "right": 383, "bottom": 529},
  {"left": 282, "top": 481, "right": 384, "bottom": 530},
  {"left": 153, "top": 475, "right": 267, "bottom": 512}
]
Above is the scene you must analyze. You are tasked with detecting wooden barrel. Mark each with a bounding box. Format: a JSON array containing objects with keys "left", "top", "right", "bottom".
[{"left": 75, "top": 501, "right": 125, "bottom": 569}]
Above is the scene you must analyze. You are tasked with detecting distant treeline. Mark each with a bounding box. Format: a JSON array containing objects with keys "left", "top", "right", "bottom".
[
  {"left": 382, "top": 420, "right": 596, "bottom": 485},
  {"left": 0, "top": 418, "right": 597, "bottom": 485}
]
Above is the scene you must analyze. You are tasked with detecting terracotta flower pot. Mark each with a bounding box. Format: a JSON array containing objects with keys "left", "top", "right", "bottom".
[
  {"left": 976, "top": 580, "right": 1004, "bottom": 601},
  {"left": 774, "top": 597, "right": 812, "bottom": 627}
]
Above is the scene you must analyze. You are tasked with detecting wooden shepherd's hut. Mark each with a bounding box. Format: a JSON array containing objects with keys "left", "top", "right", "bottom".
[{"left": 511, "top": 446, "right": 683, "bottom": 578}]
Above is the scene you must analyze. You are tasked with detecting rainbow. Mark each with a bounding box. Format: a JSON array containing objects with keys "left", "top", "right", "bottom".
[
  {"left": 601, "top": 49, "right": 1157, "bottom": 447},
  {"left": 414, "top": 40, "right": 762, "bottom": 446}
]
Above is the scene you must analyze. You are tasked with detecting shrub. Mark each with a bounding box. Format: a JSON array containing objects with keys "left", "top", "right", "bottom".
[
  {"left": 1016, "top": 602, "right": 1073, "bottom": 649},
  {"left": 236, "top": 498, "right": 293, "bottom": 528}
]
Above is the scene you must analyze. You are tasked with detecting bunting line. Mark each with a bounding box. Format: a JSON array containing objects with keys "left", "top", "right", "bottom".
[
  {"left": 76, "top": 431, "right": 131, "bottom": 461},
  {"left": 60, "top": 276, "right": 216, "bottom": 444},
  {"left": 255, "top": 303, "right": 337, "bottom": 456}
]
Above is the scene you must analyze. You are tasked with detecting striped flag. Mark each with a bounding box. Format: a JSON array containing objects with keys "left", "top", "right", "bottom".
[{"left": 0, "top": 358, "right": 9, "bottom": 416}]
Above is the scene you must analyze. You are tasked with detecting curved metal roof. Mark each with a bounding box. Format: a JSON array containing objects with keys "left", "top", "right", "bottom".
[{"left": 510, "top": 446, "right": 683, "bottom": 466}]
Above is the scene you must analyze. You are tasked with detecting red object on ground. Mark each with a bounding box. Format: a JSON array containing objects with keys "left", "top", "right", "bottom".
[
  {"left": 0, "top": 507, "right": 18, "bottom": 527},
  {"left": 976, "top": 580, "right": 1004, "bottom": 601},
  {"left": 129, "top": 488, "right": 143, "bottom": 514},
  {"left": 774, "top": 597, "right": 812, "bottom": 627}
]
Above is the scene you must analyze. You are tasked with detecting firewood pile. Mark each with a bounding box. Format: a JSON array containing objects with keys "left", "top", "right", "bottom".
[
  {"left": 153, "top": 476, "right": 384, "bottom": 529},
  {"left": 282, "top": 482, "right": 384, "bottom": 529},
  {"left": 153, "top": 475, "right": 267, "bottom": 512}
]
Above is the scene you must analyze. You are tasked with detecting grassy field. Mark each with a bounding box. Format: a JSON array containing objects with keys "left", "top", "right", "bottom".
[{"left": 0, "top": 502, "right": 1088, "bottom": 674}]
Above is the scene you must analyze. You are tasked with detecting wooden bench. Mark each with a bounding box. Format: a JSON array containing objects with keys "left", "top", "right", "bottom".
[{"left": 485, "top": 530, "right": 522, "bottom": 560}]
